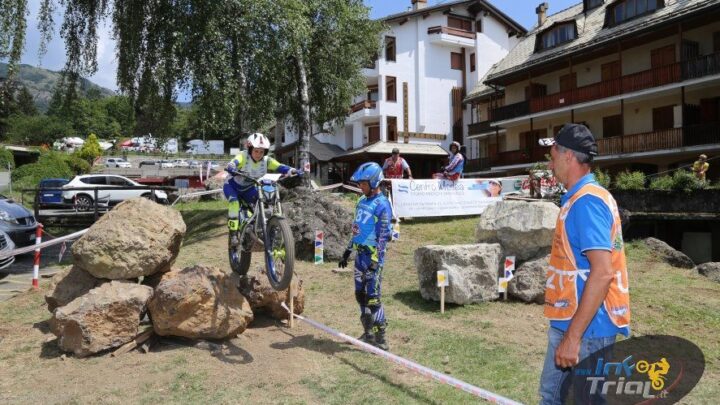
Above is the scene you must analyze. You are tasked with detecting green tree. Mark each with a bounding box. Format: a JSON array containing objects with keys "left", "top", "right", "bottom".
[
  {"left": 77, "top": 133, "right": 102, "bottom": 163},
  {"left": 15, "top": 86, "right": 37, "bottom": 116},
  {"left": 5, "top": 114, "right": 73, "bottom": 145}
]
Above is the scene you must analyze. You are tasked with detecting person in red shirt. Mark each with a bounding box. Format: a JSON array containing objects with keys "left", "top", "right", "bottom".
[{"left": 382, "top": 148, "right": 413, "bottom": 179}]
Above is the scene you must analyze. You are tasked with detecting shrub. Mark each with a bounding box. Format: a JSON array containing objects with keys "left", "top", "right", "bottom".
[
  {"left": 77, "top": 133, "right": 103, "bottom": 163},
  {"left": 614, "top": 171, "right": 646, "bottom": 190},
  {"left": 64, "top": 153, "right": 92, "bottom": 175},
  {"left": 593, "top": 168, "right": 611, "bottom": 189},
  {"left": 0, "top": 147, "right": 15, "bottom": 170},
  {"left": 11, "top": 151, "right": 74, "bottom": 190},
  {"left": 670, "top": 169, "right": 705, "bottom": 193},
  {"left": 649, "top": 175, "right": 673, "bottom": 191}
]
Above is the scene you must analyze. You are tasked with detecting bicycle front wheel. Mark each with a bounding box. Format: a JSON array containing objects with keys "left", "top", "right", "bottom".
[{"left": 263, "top": 216, "right": 295, "bottom": 290}]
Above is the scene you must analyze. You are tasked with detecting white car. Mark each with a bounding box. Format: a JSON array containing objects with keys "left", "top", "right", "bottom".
[
  {"left": 172, "top": 159, "right": 190, "bottom": 168},
  {"left": 105, "top": 157, "right": 132, "bottom": 168},
  {"left": 0, "top": 229, "right": 16, "bottom": 276},
  {"left": 62, "top": 174, "right": 168, "bottom": 211},
  {"left": 159, "top": 160, "right": 175, "bottom": 169}
]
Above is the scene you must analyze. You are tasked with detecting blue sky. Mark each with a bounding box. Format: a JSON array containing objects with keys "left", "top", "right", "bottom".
[{"left": 15, "top": 0, "right": 579, "bottom": 91}]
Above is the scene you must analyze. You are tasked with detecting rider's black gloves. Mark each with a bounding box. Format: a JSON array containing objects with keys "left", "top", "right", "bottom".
[{"left": 338, "top": 249, "right": 352, "bottom": 268}]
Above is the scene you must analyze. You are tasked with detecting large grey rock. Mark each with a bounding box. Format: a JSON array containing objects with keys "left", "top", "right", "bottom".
[
  {"left": 644, "top": 238, "right": 695, "bottom": 269},
  {"left": 238, "top": 266, "right": 305, "bottom": 320},
  {"left": 508, "top": 255, "right": 548, "bottom": 304},
  {"left": 148, "top": 265, "right": 254, "bottom": 339},
  {"left": 282, "top": 187, "right": 354, "bottom": 261},
  {"left": 72, "top": 198, "right": 186, "bottom": 279},
  {"left": 476, "top": 201, "right": 559, "bottom": 261},
  {"left": 697, "top": 262, "right": 720, "bottom": 283},
  {"left": 45, "top": 266, "right": 106, "bottom": 312},
  {"left": 414, "top": 244, "right": 503, "bottom": 304},
  {"left": 50, "top": 281, "right": 153, "bottom": 357}
]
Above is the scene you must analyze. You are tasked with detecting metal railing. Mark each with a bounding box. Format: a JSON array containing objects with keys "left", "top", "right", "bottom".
[{"left": 427, "top": 26, "right": 476, "bottom": 40}]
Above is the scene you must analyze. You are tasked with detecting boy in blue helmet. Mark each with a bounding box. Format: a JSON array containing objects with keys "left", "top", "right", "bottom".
[{"left": 339, "top": 162, "right": 393, "bottom": 351}]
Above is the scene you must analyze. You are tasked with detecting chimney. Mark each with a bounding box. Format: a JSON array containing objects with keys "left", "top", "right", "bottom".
[
  {"left": 412, "top": 0, "right": 427, "bottom": 11},
  {"left": 536, "top": 2, "right": 549, "bottom": 26}
]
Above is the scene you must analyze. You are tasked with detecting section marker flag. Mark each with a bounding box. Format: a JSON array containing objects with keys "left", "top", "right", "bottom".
[
  {"left": 498, "top": 256, "right": 516, "bottom": 293},
  {"left": 314, "top": 230, "right": 324, "bottom": 264}
]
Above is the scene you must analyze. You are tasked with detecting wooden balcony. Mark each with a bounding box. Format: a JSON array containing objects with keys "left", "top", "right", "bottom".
[
  {"left": 495, "top": 52, "right": 720, "bottom": 121},
  {"left": 349, "top": 100, "right": 376, "bottom": 114},
  {"left": 464, "top": 158, "right": 491, "bottom": 172},
  {"left": 597, "top": 124, "right": 720, "bottom": 155},
  {"left": 427, "top": 26, "right": 476, "bottom": 40},
  {"left": 468, "top": 120, "right": 495, "bottom": 135},
  {"left": 489, "top": 100, "right": 530, "bottom": 122}
]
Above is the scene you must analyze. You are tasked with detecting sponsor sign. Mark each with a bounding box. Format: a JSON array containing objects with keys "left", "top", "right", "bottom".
[
  {"left": 437, "top": 270, "right": 449, "bottom": 287},
  {"left": 390, "top": 179, "right": 502, "bottom": 218}
]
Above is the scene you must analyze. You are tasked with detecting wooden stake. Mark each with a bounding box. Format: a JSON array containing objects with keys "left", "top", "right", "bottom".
[
  {"left": 440, "top": 286, "right": 445, "bottom": 314},
  {"left": 288, "top": 281, "right": 295, "bottom": 328},
  {"left": 111, "top": 328, "right": 154, "bottom": 357}
]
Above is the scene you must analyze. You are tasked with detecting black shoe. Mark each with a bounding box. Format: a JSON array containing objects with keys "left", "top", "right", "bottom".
[
  {"left": 374, "top": 326, "right": 389, "bottom": 351},
  {"left": 358, "top": 331, "right": 375, "bottom": 344}
]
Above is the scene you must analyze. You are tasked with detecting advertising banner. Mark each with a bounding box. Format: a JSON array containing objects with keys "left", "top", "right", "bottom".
[{"left": 390, "top": 179, "right": 502, "bottom": 218}]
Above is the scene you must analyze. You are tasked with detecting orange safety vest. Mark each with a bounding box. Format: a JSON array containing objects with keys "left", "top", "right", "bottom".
[
  {"left": 544, "top": 183, "right": 630, "bottom": 328},
  {"left": 384, "top": 157, "right": 405, "bottom": 179}
]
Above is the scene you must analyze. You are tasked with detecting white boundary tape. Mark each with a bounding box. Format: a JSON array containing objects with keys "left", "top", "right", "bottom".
[
  {"left": 0, "top": 228, "right": 89, "bottom": 260},
  {"left": 171, "top": 188, "right": 224, "bottom": 206},
  {"left": 281, "top": 303, "right": 524, "bottom": 405}
]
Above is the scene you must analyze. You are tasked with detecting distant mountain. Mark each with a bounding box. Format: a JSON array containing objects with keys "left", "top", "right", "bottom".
[{"left": 0, "top": 62, "right": 116, "bottom": 111}]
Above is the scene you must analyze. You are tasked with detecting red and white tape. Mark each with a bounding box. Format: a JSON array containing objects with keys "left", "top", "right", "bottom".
[{"left": 281, "top": 303, "right": 523, "bottom": 405}]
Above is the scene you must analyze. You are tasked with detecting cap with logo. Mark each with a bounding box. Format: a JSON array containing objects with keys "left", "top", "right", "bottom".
[{"left": 538, "top": 123, "right": 598, "bottom": 157}]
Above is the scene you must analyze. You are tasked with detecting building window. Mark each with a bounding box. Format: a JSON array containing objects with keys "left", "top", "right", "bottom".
[
  {"left": 606, "top": 0, "right": 662, "bottom": 27},
  {"left": 448, "top": 16, "right": 472, "bottom": 32},
  {"left": 603, "top": 115, "right": 623, "bottom": 138},
  {"left": 713, "top": 32, "right": 720, "bottom": 53},
  {"left": 387, "top": 116, "right": 398, "bottom": 142},
  {"left": 475, "top": 19, "right": 482, "bottom": 33},
  {"left": 559, "top": 73, "right": 577, "bottom": 92},
  {"left": 386, "top": 76, "right": 397, "bottom": 102},
  {"left": 537, "top": 22, "right": 577, "bottom": 51},
  {"left": 451, "top": 52, "right": 463, "bottom": 70},
  {"left": 470, "top": 53, "right": 476, "bottom": 72},
  {"left": 385, "top": 36, "right": 396, "bottom": 62},
  {"left": 584, "top": 0, "right": 603, "bottom": 11}
]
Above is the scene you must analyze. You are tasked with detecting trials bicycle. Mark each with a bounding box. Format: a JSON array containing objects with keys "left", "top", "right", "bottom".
[{"left": 227, "top": 170, "right": 298, "bottom": 290}]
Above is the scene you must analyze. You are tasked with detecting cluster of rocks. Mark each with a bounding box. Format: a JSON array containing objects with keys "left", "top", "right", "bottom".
[
  {"left": 415, "top": 200, "right": 558, "bottom": 305},
  {"left": 281, "top": 186, "right": 354, "bottom": 261},
  {"left": 45, "top": 198, "right": 304, "bottom": 358},
  {"left": 642, "top": 237, "right": 720, "bottom": 283}
]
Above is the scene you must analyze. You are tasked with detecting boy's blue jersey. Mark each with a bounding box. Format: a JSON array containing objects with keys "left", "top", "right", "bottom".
[{"left": 350, "top": 193, "right": 392, "bottom": 266}]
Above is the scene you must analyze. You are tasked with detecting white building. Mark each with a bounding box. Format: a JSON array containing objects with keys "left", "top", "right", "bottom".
[{"left": 275, "top": 0, "right": 526, "bottom": 181}]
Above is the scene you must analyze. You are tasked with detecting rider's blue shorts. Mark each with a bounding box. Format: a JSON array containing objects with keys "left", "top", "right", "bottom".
[{"left": 223, "top": 179, "right": 258, "bottom": 208}]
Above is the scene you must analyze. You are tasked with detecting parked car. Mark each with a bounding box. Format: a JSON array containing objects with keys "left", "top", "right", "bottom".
[
  {"left": 62, "top": 174, "right": 169, "bottom": 211},
  {"left": 39, "top": 178, "right": 70, "bottom": 208},
  {"left": 138, "top": 160, "right": 158, "bottom": 168},
  {"left": 204, "top": 161, "right": 220, "bottom": 170},
  {"left": 105, "top": 157, "right": 132, "bottom": 168},
  {"left": 0, "top": 229, "right": 16, "bottom": 277},
  {"left": 159, "top": 160, "right": 175, "bottom": 169},
  {"left": 188, "top": 160, "right": 202, "bottom": 169},
  {"left": 0, "top": 195, "right": 38, "bottom": 247},
  {"left": 172, "top": 159, "right": 190, "bottom": 168}
]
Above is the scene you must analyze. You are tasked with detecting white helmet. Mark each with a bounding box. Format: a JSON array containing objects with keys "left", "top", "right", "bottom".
[{"left": 247, "top": 133, "right": 270, "bottom": 150}]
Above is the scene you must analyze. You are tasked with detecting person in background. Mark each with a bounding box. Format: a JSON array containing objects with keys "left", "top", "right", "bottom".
[
  {"left": 441, "top": 141, "right": 465, "bottom": 181},
  {"left": 382, "top": 148, "right": 413, "bottom": 180},
  {"left": 692, "top": 154, "right": 709, "bottom": 182}
]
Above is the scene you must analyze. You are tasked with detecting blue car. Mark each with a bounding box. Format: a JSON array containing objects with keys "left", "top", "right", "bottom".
[{"left": 39, "top": 178, "right": 70, "bottom": 208}]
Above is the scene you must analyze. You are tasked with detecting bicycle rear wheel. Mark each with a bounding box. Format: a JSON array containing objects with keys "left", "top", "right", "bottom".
[{"left": 263, "top": 216, "right": 295, "bottom": 290}]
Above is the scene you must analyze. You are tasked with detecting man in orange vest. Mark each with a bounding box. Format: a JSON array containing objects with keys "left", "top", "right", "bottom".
[
  {"left": 382, "top": 148, "right": 413, "bottom": 180},
  {"left": 538, "top": 124, "right": 630, "bottom": 404}
]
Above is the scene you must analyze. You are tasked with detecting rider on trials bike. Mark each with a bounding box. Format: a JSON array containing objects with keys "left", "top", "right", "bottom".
[{"left": 223, "top": 133, "right": 297, "bottom": 249}]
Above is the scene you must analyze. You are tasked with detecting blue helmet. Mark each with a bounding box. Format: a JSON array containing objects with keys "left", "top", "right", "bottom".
[{"left": 351, "top": 162, "right": 384, "bottom": 189}]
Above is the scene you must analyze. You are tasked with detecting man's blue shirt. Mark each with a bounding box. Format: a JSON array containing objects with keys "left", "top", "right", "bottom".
[{"left": 550, "top": 173, "right": 630, "bottom": 338}]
